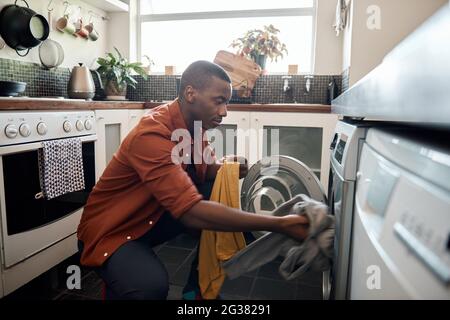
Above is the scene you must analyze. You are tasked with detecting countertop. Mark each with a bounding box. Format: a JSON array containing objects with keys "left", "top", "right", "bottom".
[{"left": 0, "top": 98, "right": 331, "bottom": 113}]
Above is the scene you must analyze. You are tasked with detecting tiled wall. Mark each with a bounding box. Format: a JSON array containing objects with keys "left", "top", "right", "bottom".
[
  {"left": 0, "top": 57, "right": 342, "bottom": 104},
  {"left": 0, "top": 58, "right": 70, "bottom": 97}
]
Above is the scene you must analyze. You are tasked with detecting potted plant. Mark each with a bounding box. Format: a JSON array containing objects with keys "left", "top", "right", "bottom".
[
  {"left": 97, "top": 47, "right": 148, "bottom": 100},
  {"left": 230, "top": 24, "right": 288, "bottom": 72}
]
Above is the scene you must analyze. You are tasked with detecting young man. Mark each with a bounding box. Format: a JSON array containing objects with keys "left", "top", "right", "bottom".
[{"left": 77, "top": 60, "right": 310, "bottom": 299}]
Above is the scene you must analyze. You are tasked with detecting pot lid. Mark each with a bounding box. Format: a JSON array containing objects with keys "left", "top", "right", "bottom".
[{"left": 241, "top": 155, "right": 327, "bottom": 238}]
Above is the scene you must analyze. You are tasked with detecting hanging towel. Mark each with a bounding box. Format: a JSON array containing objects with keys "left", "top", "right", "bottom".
[
  {"left": 198, "top": 161, "right": 246, "bottom": 299},
  {"left": 333, "top": 0, "right": 348, "bottom": 36},
  {"left": 37, "top": 137, "right": 85, "bottom": 200},
  {"left": 223, "top": 194, "right": 335, "bottom": 281}
]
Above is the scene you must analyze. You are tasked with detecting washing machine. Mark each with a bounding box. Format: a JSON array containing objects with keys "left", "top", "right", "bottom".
[
  {"left": 240, "top": 119, "right": 377, "bottom": 300},
  {"left": 349, "top": 127, "right": 450, "bottom": 299}
]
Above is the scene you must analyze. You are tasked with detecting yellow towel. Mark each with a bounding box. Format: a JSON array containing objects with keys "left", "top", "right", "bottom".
[{"left": 198, "top": 161, "right": 246, "bottom": 299}]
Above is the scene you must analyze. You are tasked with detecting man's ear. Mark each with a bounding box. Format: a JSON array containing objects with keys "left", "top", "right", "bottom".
[{"left": 184, "top": 85, "right": 196, "bottom": 103}]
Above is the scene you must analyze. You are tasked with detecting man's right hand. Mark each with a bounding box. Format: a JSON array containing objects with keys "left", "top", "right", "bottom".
[{"left": 278, "top": 214, "right": 310, "bottom": 242}]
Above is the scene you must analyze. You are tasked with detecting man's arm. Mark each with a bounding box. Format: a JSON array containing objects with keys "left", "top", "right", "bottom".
[{"left": 180, "top": 200, "right": 310, "bottom": 242}]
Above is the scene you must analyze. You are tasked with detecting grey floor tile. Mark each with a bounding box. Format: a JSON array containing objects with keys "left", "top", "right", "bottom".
[
  {"left": 296, "top": 284, "right": 323, "bottom": 300},
  {"left": 167, "top": 285, "right": 184, "bottom": 300},
  {"left": 156, "top": 246, "right": 193, "bottom": 265},
  {"left": 250, "top": 278, "right": 296, "bottom": 300},
  {"left": 165, "top": 234, "right": 198, "bottom": 250},
  {"left": 221, "top": 276, "right": 254, "bottom": 297}
]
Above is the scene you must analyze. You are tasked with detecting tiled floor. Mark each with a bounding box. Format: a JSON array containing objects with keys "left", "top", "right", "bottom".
[{"left": 3, "top": 233, "right": 323, "bottom": 300}]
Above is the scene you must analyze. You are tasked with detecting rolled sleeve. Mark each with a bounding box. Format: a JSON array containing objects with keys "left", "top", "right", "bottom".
[{"left": 127, "top": 133, "right": 202, "bottom": 218}]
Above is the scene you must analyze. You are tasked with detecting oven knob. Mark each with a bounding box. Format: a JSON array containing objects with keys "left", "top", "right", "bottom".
[
  {"left": 84, "top": 119, "right": 92, "bottom": 130},
  {"left": 5, "top": 124, "right": 18, "bottom": 138},
  {"left": 37, "top": 122, "right": 48, "bottom": 135},
  {"left": 19, "top": 123, "right": 31, "bottom": 137},
  {"left": 76, "top": 120, "right": 84, "bottom": 131},
  {"left": 63, "top": 120, "right": 72, "bottom": 132}
]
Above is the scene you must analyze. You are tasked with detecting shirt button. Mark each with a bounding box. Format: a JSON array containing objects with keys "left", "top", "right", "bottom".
[
  {"left": 149, "top": 220, "right": 153, "bottom": 225},
  {"left": 104, "top": 252, "right": 108, "bottom": 257},
  {"left": 126, "top": 236, "right": 131, "bottom": 240}
]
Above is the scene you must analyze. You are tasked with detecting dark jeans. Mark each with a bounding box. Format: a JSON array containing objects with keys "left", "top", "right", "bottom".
[{"left": 78, "top": 181, "right": 214, "bottom": 300}]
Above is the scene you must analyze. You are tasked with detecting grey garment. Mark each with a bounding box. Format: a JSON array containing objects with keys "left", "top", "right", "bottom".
[
  {"left": 223, "top": 194, "right": 335, "bottom": 281},
  {"left": 37, "top": 137, "right": 85, "bottom": 200}
]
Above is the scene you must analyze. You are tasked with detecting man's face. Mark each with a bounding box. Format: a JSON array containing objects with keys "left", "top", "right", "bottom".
[{"left": 188, "top": 76, "right": 232, "bottom": 130}]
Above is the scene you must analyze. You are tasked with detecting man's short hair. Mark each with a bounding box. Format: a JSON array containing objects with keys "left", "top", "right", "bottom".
[{"left": 178, "top": 61, "right": 231, "bottom": 98}]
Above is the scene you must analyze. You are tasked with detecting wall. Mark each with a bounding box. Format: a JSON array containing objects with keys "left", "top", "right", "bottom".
[
  {"left": 0, "top": 0, "right": 109, "bottom": 69},
  {"left": 345, "top": 0, "right": 447, "bottom": 86},
  {"left": 314, "top": 0, "right": 343, "bottom": 75}
]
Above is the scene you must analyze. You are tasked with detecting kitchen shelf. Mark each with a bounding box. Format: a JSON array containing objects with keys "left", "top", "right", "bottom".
[{"left": 83, "top": 0, "right": 129, "bottom": 12}]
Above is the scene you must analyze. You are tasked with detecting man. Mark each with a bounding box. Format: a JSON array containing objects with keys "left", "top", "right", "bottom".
[{"left": 77, "top": 60, "right": 310, "bottom": 300}]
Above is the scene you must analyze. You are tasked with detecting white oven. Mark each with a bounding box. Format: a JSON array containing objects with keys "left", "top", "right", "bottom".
[{"left": 0, "top": 111, "right": 96, "bottom": 297}]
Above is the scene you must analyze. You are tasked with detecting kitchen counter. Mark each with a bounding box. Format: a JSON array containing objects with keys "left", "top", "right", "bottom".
[{"left": 0, "top": 98, "right": 331, "bottom": 113}]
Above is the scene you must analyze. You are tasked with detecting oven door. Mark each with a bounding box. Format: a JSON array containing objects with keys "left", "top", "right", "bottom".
[{"left": 0, "top": 135, "right": 96, "bottom": 268}]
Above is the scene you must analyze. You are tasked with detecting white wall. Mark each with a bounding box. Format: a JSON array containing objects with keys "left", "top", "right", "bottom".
[
  {"left": 345, "top": 0, "right": 447, "bottom": 86},
  {"left": 314, "top": 0, "right": 343, "bottom": 75},
  {"left": 0, "top": 0, "right": 109, "bottom": 69}
]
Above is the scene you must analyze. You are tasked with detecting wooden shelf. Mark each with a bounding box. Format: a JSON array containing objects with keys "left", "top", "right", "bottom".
[{"left": 83, "top": 0, "right": 129, "bottom": 12}]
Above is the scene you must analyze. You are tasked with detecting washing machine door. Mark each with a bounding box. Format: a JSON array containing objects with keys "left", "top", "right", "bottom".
[{"left": 241, "top": 155, "right": 327, "bottom": 238}]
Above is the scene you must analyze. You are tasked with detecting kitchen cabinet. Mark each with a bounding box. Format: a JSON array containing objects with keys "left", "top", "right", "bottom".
[
  {"left": 94, "top": 109, "right": 129, "bottom": 180},
  {"left": 95, "top": 109, "right": 147, "bottom": 180},
  {"left": 215, "top": 111, "right": 337, "bottom": 191},
  {"left": 206, "top": 111, "right": 250, "bottom": 160}
]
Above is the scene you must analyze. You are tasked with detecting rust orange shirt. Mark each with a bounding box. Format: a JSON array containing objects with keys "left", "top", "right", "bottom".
[{"left": 77, "top": 99, "right": 214, "bottom": 267}]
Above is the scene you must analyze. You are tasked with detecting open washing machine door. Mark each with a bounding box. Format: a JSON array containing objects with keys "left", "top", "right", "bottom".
[{"left": 240, "top": 155, "right": 327, "bottom": 238}]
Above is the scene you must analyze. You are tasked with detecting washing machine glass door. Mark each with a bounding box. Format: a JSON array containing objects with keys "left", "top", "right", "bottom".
[{"left": 241, "top": 155, "right": 327, "bottom": 238}]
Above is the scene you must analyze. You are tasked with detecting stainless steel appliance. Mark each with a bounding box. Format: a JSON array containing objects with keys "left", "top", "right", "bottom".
[{"left": 0, "top": 110, "right": 96, "bottom": 297}]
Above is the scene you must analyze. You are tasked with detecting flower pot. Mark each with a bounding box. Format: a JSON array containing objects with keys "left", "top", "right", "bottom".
[
  {"left": 105, "top": 80, "right": 127, "bottom": 100},
  {"left": 251, "top": 54, "right": 267, "bottom": 72}
]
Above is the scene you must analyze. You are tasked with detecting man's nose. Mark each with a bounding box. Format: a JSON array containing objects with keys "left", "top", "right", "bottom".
[{"left": 218, "top": 104, "right": 227, "bottom": 117}]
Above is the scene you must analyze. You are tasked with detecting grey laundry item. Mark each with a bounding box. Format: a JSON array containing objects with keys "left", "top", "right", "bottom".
[
  {"left": 223, "top": 194, "right": 335, "bottom": 281},
  {"left": 37, "top": 137, "right": 85, "bottom": 200}
]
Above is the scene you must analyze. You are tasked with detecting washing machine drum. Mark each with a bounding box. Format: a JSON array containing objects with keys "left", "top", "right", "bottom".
[{"left": 241, "top": 155, "right": 327, "bottom": 238}]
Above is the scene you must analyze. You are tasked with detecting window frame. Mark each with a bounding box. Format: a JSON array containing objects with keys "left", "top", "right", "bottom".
[{"left": 137, "top": 0, "right": 317, "bottom": 75}]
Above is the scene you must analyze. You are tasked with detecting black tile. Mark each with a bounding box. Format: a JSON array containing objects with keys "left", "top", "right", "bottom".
[
  {"left": 165, "top": 233, "right": 198, "bottom": 250},
  {"left": 257, "top": 261, "right": 285, "bottom": 281},
  {"left": 221, "top": 276, "right": 253, "bottom": 297},
  {"left": 250, "top": 278, "right": 296, "bottom": 300},
  {"left": 296, "top": 270, "right": 323, "bottom": 288},
  {"left": 167, "top": 285, "right": 183, "bottom": 300},
  {"left": 169, "top": 266, "right": 191, "bottom": 287},
  {"left": 295, "top": 284, "right": 323, "bottom": 300},
  {"left": 156, "top": 246, "right": 192, "bottom": 265}
]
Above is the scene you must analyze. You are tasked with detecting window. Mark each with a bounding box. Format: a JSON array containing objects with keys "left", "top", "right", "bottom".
[{"left": 139, "top": 0, "right": 316, "bottom": 74}]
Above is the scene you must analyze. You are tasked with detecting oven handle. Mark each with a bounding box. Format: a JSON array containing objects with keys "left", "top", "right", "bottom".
[{"left": 0, "top": 134, "right": 97, "bottom": 156}]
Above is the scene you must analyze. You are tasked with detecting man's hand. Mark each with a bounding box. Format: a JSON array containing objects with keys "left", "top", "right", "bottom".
[
  {"left": 223, "top": 155, "right": 248, "bottom": 179},
  {"left": 278, "top": 214, "right": 310, "bottom": 242}
]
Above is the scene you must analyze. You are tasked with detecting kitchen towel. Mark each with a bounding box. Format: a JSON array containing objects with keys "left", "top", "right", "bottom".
[
  {"left": 37, "top": 137, "right": 85, "bottom": 200},
  {"left": 223, "top": 194, "right": 335, "bottom": 281},
  {"left": 198, "top": 161, "right": 246, "bottom": 299},
  {"left": 333, "top": 0, "right": 348, "bottom": 36}
]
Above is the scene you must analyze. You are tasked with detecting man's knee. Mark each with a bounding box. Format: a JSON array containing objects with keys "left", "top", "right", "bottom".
[{"left": 119, "top": 269, "right": 169, "bottom": 300}]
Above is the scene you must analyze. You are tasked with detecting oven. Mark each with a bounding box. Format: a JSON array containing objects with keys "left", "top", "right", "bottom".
[{"left": 0, "top": 110, "right": 96, "bottom": 296}]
